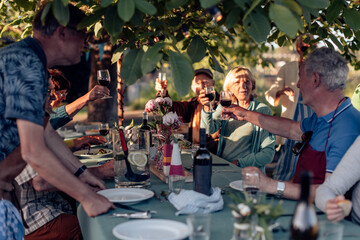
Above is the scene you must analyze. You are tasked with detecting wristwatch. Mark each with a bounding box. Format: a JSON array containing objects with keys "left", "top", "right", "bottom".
[{"left": 276, "top": 181, "right": 285, "bottom": 198}]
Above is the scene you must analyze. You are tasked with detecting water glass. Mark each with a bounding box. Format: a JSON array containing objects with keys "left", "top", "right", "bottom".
[
  {"left": 242, "top": 169, "right": 260, "bottom": 200},
  {"left": 168, "top": 175, "right": 185, "bottom": 194},
  {"left": 318, "top": 221, "right": 344, "bottom": 240},
  {"left": 187, "top": 214, "right": 211, "bottom": 240}
]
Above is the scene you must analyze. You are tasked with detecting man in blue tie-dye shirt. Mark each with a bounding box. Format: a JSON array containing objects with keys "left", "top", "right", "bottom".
[{"left": 0, "top": 3, "right": 113, "bottom": 239}]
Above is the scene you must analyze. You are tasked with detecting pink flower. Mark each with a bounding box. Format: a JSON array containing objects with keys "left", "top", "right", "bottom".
[
  {"left": 155, "top": 97, "right": 165, "bottom": 105},
  {"left": 162, "top": 112, "right": 179, "bottom": 126},
  {"left": 164, "top": 97, "right": 172, "bottom": 106},
  {"left": 145, "top": 99, "right": 159, "bottom": 112}
]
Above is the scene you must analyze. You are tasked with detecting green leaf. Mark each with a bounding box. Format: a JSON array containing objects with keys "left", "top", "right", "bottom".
[
  {"left": 166, "top": 0, "right": 189, "bottom": 10},
  {"left": 277, "top": 0, "right": 302, "bottom": 16},
  {"left": 117, "top": 0, "right": 135, "bottom": 22},
  {"left": 94, "top": 22, "right": 102, "bottom": 37},
  {"left": 104, "top": 6, "right": 124, "bottom": 36},
  {"left": 130, "top": 9, "right": 144, "bottom": 26},
  {"left": 199, "top": 0, "right": 221, "bottom": 9},
  {"left": 242, "top": 0, "right": 261, "bottom": 22},
  {"left": 244, "top": 10, "right": 271, "bottom": 43},
  {"left": 61, "top": 0, "right": 69, "bottom": 6},
  {"left": 329, "top": 34, "right": 344, "bottom": 51},
  {"left": 297, "top": 0, "right": 330, "bottom": 9},
  {"left": 277, "top": 35, "right": 287, "bottom": 46},
  {"left": 324, "top": 39, "right": 335, "bottom": 49},
  {"left": 269, "top": 3, "right": 301, "bottom": 38},
  {"left": 168, "top": 51, "right": 194, "bottom": 96},
  {"left": 187, "top": 35, "right": 207, "bottom": 63},
  {"left": 121, "top": 48, "right": 145, "bottom": 85},
  {"left": 52, "top": 0, "right": 69, "bottom": 26},
  {"left": 207, "top": 47, "right": 224, "bottom": 73},
  {"left": 134, "top": 0, "right": 157, "bottom": 15},
  {"left": 301, "top": 5, "right": 311, "bottom": 23},
  {"left": 343, "top": 8, "right": 360, "bottom": 31},
  {"left": 77, "top": 8, "right": 107, "bottom": 29},
  {"left": 41, "top": 2, "right": 52, "bottom": 26},
  {"left": 326, "top": 0, "right": 344, "bottom": 23},
  {"left": 233, "top": 0, "right": 247, "bottom": 10},
  {"left": 354, "top": 30, "right": 360, "bottom": 41},
  {"left": 141, "top": 43, "right": 165, "bottom": 74},
  {"left": 317, "top": 27, "right": 328, "bottom": 38},
  {"left": 100, "top": 0, "right": 113, "bottom": 7},
  {"left": 226, "top": 7, "right": 241, "bottom": 29}
]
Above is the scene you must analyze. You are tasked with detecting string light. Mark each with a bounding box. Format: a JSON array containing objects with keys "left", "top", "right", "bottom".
[
  {"left": 208, "top": 6, "right": 223, "bottom": 22},
  {"left": 153, "top": 35, "right": 165, "bottom": 43},
  {"left": 181, "top": 24, "right": 190, "bottom": 38}
]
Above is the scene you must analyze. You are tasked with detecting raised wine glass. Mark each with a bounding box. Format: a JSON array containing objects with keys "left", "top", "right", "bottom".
[
  {"left": 220, "top": 90, "right": 232, "bottom": 120},
  {"left": 205, "top": 86, "right": 216, "bottom": 113},
  {"left": 97, "top": 69, "right": 112, "bottom": 99},
  {"left": 158, "top": 72, "right": 167, "bottom": 97}
]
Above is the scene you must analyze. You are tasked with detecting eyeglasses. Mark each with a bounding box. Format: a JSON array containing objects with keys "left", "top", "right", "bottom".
[
  {"left": 55, "top": 91, "right": 68, "bottom": 98},
  {"left": 292, "top": 131, "right": 313, "bottom": 156}
]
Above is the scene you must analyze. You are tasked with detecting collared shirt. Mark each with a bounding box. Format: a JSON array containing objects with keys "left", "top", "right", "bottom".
[
  {"left": 0, "top": 200, "right": 24, "bottom": 239},
  {"left": 301, "top": 98, "right": 360, "bottom": 173},
  {"left": 0, "top": 37, "right": 47, "bottom": 161},
  {"left": 15, "top": 164, "right": 72, "bottom": 235}
]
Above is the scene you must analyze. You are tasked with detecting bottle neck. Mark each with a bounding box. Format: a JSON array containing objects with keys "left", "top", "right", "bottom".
[
  {"left": 199, "top": 129, "right": 207, "bottom": 148},
  {"left": 299, "top": 174, "right": 310, "bottom": 202},
  {"left": 142, "top": 112, "right": 148, "bottom": 125}
]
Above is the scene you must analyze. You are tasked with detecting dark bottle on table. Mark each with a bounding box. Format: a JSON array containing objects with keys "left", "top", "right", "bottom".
[
  {"left": 139, "top": 111, "right": 152, "bottom": 148},
  {"left": 193, "top": 128, "right": 212, "bottom": 196},
  {"left": 290, "top": 172, "right": 318, "bottom": 240}
]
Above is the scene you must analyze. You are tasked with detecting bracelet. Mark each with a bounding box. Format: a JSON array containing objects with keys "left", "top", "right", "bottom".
[{"left": 74, "top": 165, "right": 87, "bottom": 177}]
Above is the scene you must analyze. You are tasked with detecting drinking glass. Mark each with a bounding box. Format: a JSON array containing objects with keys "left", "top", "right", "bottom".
[
  {"left": 242, "top": 169, "right": 260, "bottom": 200},
  {"left": 318, "top": 221, "right": 344, "bottom": 240},
  {"left": 187, "top": 214, "right": 211, "bottom": 240},
  {"left": 220, "top": 90, "right": 232, "bottom": 120},
  {"left": 99, "top": 123, "right": 110, "bottom": 143},
  {"left": 158, "top": 72, "right": 167, "bottom": 97},
  {"left": 97, "top": 69, "right": 112, "bottom": 99},
  {"left": 205, "top": 86, "right": 216, "bottom": 112}
]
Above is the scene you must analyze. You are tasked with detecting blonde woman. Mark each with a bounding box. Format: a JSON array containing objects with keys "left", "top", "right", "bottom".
[{"left": 200, "top": 66, "right": 275, "bottom": 171}]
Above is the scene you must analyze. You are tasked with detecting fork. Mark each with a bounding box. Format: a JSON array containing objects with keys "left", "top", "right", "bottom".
[{"left": 111, "top": 210, "right": 157, "bottom": 219}]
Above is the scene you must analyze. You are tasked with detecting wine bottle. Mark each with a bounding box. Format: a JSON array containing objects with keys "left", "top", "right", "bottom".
[
  {"left": 193, "top": 128, "right": 212, "bottom": 196},
  {"left": 290, "top": 172, "right": 318, "bottom": 240},
  {"left": 139, "top": 112, "right": 152, "bottom": 148}
]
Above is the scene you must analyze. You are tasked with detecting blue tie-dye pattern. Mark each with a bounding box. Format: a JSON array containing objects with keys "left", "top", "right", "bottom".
[{"left": 0, "top": 38, "right": 47, "bottom": 161}]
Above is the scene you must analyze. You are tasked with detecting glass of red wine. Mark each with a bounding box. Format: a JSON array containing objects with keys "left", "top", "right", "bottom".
[
  {"left": 205, "top": 86, "right": 216, "bottom": 112},
  {"left": 99, "top": 123, "right": 110, "bottom": 143},
  {"left": 220, "top": 90, "right": 232, "bottom": 120},
  {"left": 242, "top": 169, "right": 260, "bottom": 200},
  {"left": 97, "top": 69, "right": 112, "bottom": 99}
]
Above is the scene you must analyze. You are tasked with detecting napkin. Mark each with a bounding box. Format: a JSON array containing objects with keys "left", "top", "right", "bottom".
[{"left": 168, "top": 187, "right": 223, "bottom": 216}]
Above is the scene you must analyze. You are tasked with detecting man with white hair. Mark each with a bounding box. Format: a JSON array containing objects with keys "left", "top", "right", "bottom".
[{"left": 223, "top": 47, "right": 360, "bottom": 200}]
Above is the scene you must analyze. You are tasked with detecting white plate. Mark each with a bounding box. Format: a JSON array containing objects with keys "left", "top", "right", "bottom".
[
  {"left": 73, "top": 148, "right": 112, "bottom": 159},
  {"left": 229, "top": 180, "right": 243, "bottom": 191},
  {"left": 80, "top": 158, "right": 112, "bottom": 168},
  {"left": 112, "top": 219, "right": 191, "bottom": 240},
  {"left": 98, "top": 188, "right": 154, "bottom": 204}
]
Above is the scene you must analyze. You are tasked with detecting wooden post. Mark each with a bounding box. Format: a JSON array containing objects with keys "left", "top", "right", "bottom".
[{"left": 116, "top": 55, "right": 126, "bottom": 126}]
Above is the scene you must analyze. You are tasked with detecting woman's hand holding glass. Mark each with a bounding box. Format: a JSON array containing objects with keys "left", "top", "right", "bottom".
[{"left": 97, "top": 69, "right": 112, "bottom": 99}]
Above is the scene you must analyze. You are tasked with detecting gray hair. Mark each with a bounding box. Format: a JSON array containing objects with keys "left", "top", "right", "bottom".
[
  {"left": 305, "top": 47, "right": 348, "bottom": 91},
  {"left": 32, "top": 3, "right": 85, "bottom": 36},
  {"left": 223, "top": 66, "right": 257, "bottom": 99}
]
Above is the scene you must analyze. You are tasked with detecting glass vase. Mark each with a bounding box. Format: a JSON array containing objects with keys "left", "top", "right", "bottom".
[{"left": 232, "top": 223, "right": 250, "bottom": 240}]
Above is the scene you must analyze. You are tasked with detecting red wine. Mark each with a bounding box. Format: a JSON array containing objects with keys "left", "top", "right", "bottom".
[
  {"left": 205, "top": 93, "right": 215, "bottom": 102},
  {"left": 193, "top": 128, "right": 212, "bottom": 196},
  {"left": 99, "top": 129, "right": 109, "bottom": 136},
  {"left": 290, "top": 172, "right": 318, "bottom": 240},
  {"left": 98, "top": 79, "right": 110, "bottom": 87},
  {"left": 220, "top": 100, "right": 231, "bottom": 107}
]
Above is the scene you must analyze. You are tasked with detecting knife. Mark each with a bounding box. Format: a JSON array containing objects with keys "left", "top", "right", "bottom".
[{"left": 114, "top": 202, "right": 145, "bottom": 212}]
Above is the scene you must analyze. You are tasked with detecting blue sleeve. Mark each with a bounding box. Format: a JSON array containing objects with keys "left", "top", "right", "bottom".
[
  {"left": 300, "top": 112, "right": 317, "bottom": 133},
  {"left": 4, "top": 50, "right": 46, "bottom": 126},
  {"left": 50, "top": 105, "right": 72, "bottom": 130}
]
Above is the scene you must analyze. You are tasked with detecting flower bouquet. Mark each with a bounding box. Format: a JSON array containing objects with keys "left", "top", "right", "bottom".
[
  {"left": 229, "top": 192, "right": 284, "bottom": 240},
  {"left": 144, "top": 97, "right": 183, "bottom": 170}
]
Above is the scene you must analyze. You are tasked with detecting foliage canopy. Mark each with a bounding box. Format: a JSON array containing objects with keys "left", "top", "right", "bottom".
[{"left": 1, "top": 0, "right": 360, "bottom": 95}]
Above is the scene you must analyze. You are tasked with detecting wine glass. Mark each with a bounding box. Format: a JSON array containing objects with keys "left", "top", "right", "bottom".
[
  {"left": 97, "top": 69, "right": 112, "bottom": 99},
  {"left": 220, "top": 90, "right": 232, "bottom": 120},
  {"left": 99, "top": 123, "right": 110, "bottom": 143},
  {"left": 205, "top": 86, "right": 216, "bottom": 113},
  {"left": 158, "top": 72, "right": 167, "bottom": 97},
  {"left": 242, "top": 169, "right": 260, "bottom": 200}
]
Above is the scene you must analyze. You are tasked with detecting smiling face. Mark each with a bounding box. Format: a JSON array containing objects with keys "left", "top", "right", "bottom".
[
  {"left": 191, "top": 73, "right": 214, "bottom": 96},
  {"left": 227, "top": 69, "right": 254, "bottom": 102},
  {"left": 297, "top": 62, "right": 314, "bottom": 106}
]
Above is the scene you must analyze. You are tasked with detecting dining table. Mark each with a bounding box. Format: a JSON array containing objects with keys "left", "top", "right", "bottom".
[{"left": 77, "top": 152, "right": 360, "bottom": 240}]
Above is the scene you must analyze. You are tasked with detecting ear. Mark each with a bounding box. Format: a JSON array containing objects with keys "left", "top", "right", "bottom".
[
  {"left": 252, "top": 81, "right": 256, "bottom": 90},
  {"left": 313, "top": 72, "right": 321, "bottom": 88},
  {"left": 56, "top": 26, "right": 66, "bottom": 41}
]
